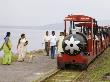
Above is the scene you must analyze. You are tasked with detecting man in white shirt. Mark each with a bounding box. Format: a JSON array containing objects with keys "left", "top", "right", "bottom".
[
  {"left": 49, "top": 31, "right": 57, "bottom": 59},
  {"left": 44, "top": 31, "right": 50, "bottom": 56}
]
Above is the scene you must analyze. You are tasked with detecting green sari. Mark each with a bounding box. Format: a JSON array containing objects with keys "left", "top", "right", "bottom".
[{"left": 2, "top": 38, "right": 12, "bottom": 65}]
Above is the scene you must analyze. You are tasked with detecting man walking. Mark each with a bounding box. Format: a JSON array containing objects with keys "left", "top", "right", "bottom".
[
  {"left": 44, "top": 31, "right": 50, "bottom": 56},
  {"left": 49, "top": 31, "right": 57, "bottom": 59}
]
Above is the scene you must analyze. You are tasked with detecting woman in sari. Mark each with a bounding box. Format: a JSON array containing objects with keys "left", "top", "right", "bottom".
[
  {"left": 0, "top": 32, "right": 12, "bottom": 65},
  {"left": 17, "top": 34, "right": 28, "bottom": 62},
  {"left": 57, "top": 32, "right": 64, "bottom": 54}
]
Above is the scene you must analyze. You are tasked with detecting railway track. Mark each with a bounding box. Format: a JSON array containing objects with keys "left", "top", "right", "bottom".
[{"left": 41, "top": 69, "right": 84, "bottom": 82}]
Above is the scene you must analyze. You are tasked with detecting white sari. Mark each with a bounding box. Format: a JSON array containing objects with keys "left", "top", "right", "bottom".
[
  {"left": 17, "top": 38, "right": 27, "bottom": 61},
  {"left": 57, "top": 36, "right": 64, "bottom": 54}
]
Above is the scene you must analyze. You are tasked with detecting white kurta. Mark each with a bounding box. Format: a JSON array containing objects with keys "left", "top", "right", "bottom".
[{"left": 17, "top": 38, "right": 27, "bottom": 61}]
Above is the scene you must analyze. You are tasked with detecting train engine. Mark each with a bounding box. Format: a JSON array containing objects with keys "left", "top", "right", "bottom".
[
  {"left": 57, "top": 33, "right": 88, "bottom": 70},
  {"left": 57, "top": 15, "right": 110, "bottom": 70}
]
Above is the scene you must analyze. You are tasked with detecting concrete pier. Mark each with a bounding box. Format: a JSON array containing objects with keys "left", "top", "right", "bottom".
[{"left": 0, "top": 55, "right": 57, "bottom": 82}]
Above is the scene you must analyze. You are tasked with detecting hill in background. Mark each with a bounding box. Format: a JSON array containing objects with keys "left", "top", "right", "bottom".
[{"left": 0, "top": 20, "right": 110, "bottom": 30}]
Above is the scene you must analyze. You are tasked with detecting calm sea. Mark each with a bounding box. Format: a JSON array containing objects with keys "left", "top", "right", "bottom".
[{"left": 0, "top": 27, "right": 62, "bottom": 56}]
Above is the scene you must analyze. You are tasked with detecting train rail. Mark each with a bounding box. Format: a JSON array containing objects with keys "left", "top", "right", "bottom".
[{"left": 41, "top": 69, "right": 84, "bottom": 82}]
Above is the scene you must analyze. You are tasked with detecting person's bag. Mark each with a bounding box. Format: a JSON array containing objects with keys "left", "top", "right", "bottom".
[{"left": 24, "top": 41, "right": 28, "bottom": 46}]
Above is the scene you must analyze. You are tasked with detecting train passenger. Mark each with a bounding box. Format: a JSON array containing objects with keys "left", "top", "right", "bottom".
[
  {"left": 102, "top": 29, "right": 107, "bottom": 39},
  {"left": 57, "top": 32, "right": 64, "bottom": 54},
  {"left": 17, "top": 34, "right": 28, "bottom": 62},
  {"left": 44, "top": 31, "right": 50, "bottom": 56},
  {"left": 95, "top": 35, "right": 99, "bottom": 41},
  {"left": 49, "top": 31, "right": 57, "bottom": 59},
  {"left": 0, "top": 32, "right": 12, "bottom": 65}
]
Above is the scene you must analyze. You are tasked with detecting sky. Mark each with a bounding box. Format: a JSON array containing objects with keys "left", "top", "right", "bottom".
[{"left": 0, "top": 0, "right": 110, "bottom": 26}]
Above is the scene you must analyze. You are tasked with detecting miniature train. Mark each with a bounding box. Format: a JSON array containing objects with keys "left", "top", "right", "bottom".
[{"left": 57, "top": 15, "right": 110, "bottom": 70}]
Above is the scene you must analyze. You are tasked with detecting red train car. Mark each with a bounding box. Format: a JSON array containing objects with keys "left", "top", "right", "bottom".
[{"left": 57, "top": 14, "right": 110, "bottom": 70}]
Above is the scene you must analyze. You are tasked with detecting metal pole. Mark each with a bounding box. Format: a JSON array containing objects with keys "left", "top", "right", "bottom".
[
  {"left": 70, "top": 21, "right": 72, "bottom": 29},
  {"left": 64, "top": 20, "right": 66, "bottom": 36},
  {"left": 91, "top": 19, "right": 94, "bottom": 55},
  {"left": 73, "top": 21, "right": 75, "bottom": 29},
  {"left": 70, "top": 21, "right": 72, "bottom": 34}
]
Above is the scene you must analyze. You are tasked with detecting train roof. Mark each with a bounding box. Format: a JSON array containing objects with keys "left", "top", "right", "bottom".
[{"left": 64, "top": 15, "right": 94, "bottom": 22}]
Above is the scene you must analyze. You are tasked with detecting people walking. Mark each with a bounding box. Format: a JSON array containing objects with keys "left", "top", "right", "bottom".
[
  {"left": 49, "top": 31, "right": 57, "bottom": 59},
  {"left": 17, "top": 34, "right": 28, "bottom": 62},
  {"left": 0, "top": 32, "right": 12, "bottom": 65},
  {"left": 57, "top": 32, "right": 64, "bottom": 54},
  {"left": 44, "top": 31, "right": 50, "bottom": 56}
]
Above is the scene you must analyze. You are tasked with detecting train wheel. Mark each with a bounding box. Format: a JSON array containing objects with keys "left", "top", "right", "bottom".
[
  {"left": 57, "top": 61, "right": 65, "bottom": 69},
  {"left": 79, "top": 64, "right": 88, "bottom": 70}
]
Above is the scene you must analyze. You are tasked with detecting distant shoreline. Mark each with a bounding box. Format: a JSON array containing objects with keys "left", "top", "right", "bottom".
[
  {"left": 0, "top": 23, "right": 64, "bottom": 30},
  {"left": 0, "top": 26, "right": 43, "bottom": 30}
]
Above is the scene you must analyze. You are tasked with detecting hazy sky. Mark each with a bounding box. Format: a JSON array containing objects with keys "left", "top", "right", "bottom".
[{"left": 0, "top": 0, "right": 110, "bottom": 26}]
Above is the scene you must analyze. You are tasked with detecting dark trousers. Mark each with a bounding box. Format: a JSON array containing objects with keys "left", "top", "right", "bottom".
[
  {"left": 51, "top": 46, "right": 55, "bottom": 59},
  {"left": 45, "top": 42, "right": 49, "bottom": 55}
]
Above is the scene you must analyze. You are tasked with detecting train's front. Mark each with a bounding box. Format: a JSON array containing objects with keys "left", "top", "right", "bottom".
[{"left": 57, "top": 15, "right": 94, "bottom": 69}]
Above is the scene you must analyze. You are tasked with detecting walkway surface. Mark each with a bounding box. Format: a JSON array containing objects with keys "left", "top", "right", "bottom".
[{"left": 0, "top": 55, "right": 57, "bottom": 82}]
